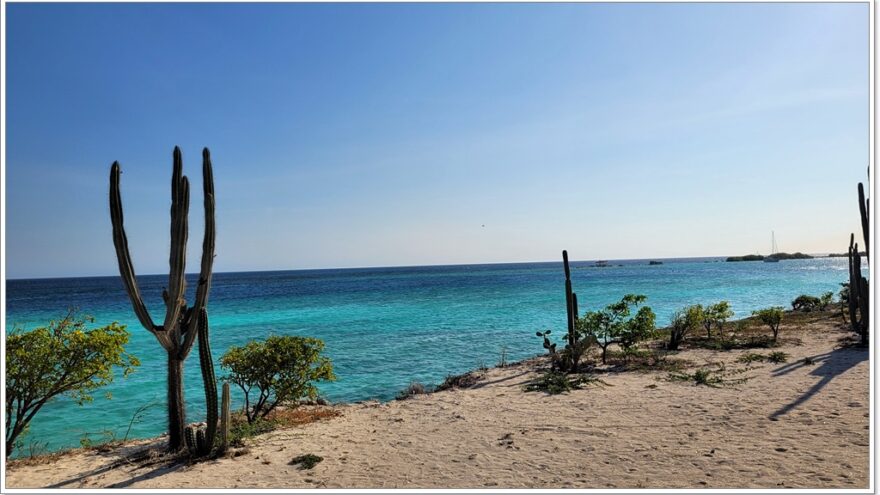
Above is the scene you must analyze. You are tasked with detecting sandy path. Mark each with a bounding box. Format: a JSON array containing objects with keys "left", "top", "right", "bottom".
[{"left": 6, "top": 314, "right": 869, "bottom": 489}]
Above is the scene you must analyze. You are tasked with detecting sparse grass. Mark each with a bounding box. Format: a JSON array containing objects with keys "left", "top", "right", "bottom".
[
  {"left": 230, "top": 406, "right": 340, "bottom": 447},
  {"left": 736, "top": 352, "right": 767, "bottom": 364},
  {"left": 289, "top": 453, "right": 323, "bottom": 469},
  {"left": 669, "top": 363, "right": 749, "bottom": 388},
  {"left": 523, "top": 370, "right": 607, "bottom": 395},
  {"left": 605, "top": 348, "right": 691, "bottom": 373}
]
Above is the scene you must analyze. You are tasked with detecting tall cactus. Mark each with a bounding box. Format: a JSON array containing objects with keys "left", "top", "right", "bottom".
[
  {"left": 560, "top": 251, "right": 586, "bottom": 371},
  {"left": 218, "top": 382, "right": 231, "bottom": 455},
  {"left": 847, "top": 182, "right": 869, "bottom": 345},
  {"left": 109, "top": 147, "right": 216, "bottom": 451},
  {"left": 197, "top": 308, "right": 218, "bottom": 454},
  {"left": 563, "top": 250, "right": 575, "bottom": 349}
]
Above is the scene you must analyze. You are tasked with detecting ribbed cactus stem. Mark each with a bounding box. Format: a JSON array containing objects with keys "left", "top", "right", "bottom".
[
  {"left": 563, "top": 250, "right": 574, "bottom": 348},
  {"left": 197, "top": 309, "right": 218, "bottom": 454},
  {"left": 184, "top": 425, "right": 197, "bottom": 453},
  {"left": 219, "top": 382, "right": 231, "bottom": 454}
]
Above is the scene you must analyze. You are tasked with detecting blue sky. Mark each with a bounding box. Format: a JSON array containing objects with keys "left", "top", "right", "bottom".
[{"left": 5, "top": 3, "right": 869, "bottom": 278}]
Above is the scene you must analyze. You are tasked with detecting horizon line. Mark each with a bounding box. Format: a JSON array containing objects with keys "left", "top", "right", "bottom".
[{"left": 5, "top": 251, "right": 851, "bottom": 282}]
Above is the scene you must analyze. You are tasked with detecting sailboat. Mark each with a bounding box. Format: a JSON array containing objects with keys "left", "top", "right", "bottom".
[{"left": 763, "top": 231, "right": 780, "bottom": 262}]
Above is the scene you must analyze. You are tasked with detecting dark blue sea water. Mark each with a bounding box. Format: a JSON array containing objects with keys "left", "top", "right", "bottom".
[{"left": 4, "top": 257, "right": 860, "bottom": 454}]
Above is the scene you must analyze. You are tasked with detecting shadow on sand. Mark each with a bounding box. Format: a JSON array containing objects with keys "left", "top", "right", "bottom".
[{"left": 769, "top": 344, "right": 868, "bottom": 420}]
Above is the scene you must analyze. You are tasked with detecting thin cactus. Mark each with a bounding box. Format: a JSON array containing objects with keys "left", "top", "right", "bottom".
[
  {"left": 218, "top": 382, "right": 231, "bottom": 455},
  {"left": 108, "top": 147, "right": 216, "bottom": 451},
  {"left": 197, "top": 308, "right": 218, "bottom": 455},
  {"left": 563, "top": 250, "right": 575, "bottom": 349},
  {"left": 847, "top": 181, "right": 870, "bottom": 345},
  {"left": 184, "top": 425, "right": 197, "bottom": 453}
]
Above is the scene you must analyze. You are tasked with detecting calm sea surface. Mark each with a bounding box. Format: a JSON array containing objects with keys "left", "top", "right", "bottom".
[{"left": 4, "top": 257, "right": 862, "bottom": 454}]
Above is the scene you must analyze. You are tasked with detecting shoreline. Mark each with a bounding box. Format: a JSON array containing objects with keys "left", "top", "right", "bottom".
[{"left": 6, "top": 308, "right": 869, "bottom": 489}]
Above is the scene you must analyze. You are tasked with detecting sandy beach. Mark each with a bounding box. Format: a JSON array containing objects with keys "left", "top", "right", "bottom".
[{"left": 6, "top": 311, "right": 869, "bottom": 489}]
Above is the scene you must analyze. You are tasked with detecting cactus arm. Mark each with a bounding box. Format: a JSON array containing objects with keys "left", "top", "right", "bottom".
[
  {"left": 180, "top": 148, "right": 216, "bottom": 359},
  {"left": 197, "top": 308, "right": 218, "bottom": 453},
  {"left": 218, "top": 382, "right": 230, "bottom": 454},
  {"left": 109, "top": 162, "right": 171, "bottom": 349},
  {"left": 164, "top": 147, "right": 190, "bottom": 342}
]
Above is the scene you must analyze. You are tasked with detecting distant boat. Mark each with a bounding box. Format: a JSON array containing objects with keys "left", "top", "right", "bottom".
[{"left": 764, "top": 231, "right": 780, "bottom": 263}]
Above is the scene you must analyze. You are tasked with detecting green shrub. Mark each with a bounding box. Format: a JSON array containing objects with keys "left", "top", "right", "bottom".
[
  {"left": 5, "top": 312, "right": 139, "bottom": 457},
  {"left": 668, "top": 305, "right": 704, "bottom": 350},
  {"left": 703, "top": 301, "right": 734, "bottom": 338},
  {"left": 578, "top": 294, "right": 656, "bottom": 364},
  {"left": 220, "top": 336, "right": 335, "bottom": 423},
  {"left": 767, "top": 351, "right": 789, "bottom": 363},
  {"left": 752, "top": 307, "right": 785, "bottom": 342},
  {"left": 792, "top": 295, "right": 821, "bottom": 312}
]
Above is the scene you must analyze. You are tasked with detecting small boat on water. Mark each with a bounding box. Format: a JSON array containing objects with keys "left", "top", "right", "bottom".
[{"left": 764, "top": 231, "right": 780, "bottom": 263}]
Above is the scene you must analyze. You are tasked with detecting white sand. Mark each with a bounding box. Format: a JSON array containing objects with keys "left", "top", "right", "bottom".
[{"left": 6, "top": 313, "right": 869, "bottom": 489}]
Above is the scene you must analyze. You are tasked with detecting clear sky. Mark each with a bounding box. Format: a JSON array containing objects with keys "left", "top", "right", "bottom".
[{"left": 5, "top": 3, "right": 869, "bottom": 279}]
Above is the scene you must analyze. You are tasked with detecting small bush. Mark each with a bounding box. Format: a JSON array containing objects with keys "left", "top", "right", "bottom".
[
  {"left": 792, "top": 295, "right": 821, "bottom": 312},
  {"left": 736, "top": 352, "right": 766, "bottom": 364},
  {"left": 523, "top": 371, "right": 605, "bottom": 395},
  {"left": 396, "top": 381, "right": 430, "bottom": 400},
  {"left": 435, "top": 371, "right": 481, "bottom": 391},
  {"left": 289, "top": 453, "right": 323, "bottom": 469},
  {"left": 767, "top": 351, "right": 789, "bottom": 363},
  {"left": 220, "top": 335, "right": 335, "bottom": 423},
  {"left": 667, "top": 305, "right": 704, "bottom": 350},
  {"left": 752, "top": 307, "right": 784, "bottom": 342},
  {"left": 819, "top": 291, "right": 834, "bottom": 310}
]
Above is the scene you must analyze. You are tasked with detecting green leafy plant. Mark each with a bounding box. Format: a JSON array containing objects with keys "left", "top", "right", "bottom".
[
  {"left": 578, "top": 294, "right": 656, "bottom": 364},
  {"left": 667, "top": 305, "right": 704, "bottom": 350},
  {"left": 220, "top": 336, "right": 335, "bottom": 423},
  {"left": 5, "top": 312, "right": 139, "bottom": 457},
  {"left": 702, "top": 301, "right": 734, "bottom": 338},
  {"left": 752, "top": 307, "right": 785, "bottom": 342}
]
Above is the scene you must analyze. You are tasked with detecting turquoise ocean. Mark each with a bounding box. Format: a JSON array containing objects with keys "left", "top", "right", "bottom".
[{"left": 4, "top": 256, "right": 863, "bottom": 454}]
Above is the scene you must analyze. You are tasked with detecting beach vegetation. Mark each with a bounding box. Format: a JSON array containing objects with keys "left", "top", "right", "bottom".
[
  {"left": 767, "top": 351, "right": 789, "bottom": 363},
  {"left": 523, "top": 370, "right": 605, "bottom": 395},
  {"left": 396, "top": 381, "right": 430, "bottom": 400},
  {"left": 702, "top": 301, "right": 734, "bottom": 338},
  {"left": 791, "top": 295, "right": 821, "bottom": 312},
  {"left": 289, "top": 453, "right": 323, "bottom": 469},
  {"left": 819, "top": 291, "right": 834, "bottom": 310},
  {"left": 578, "top": 294, "right": 656, "bottom": 364},
  {"left": 436, "top": 371, "right": 482, "bottom": 391},
  {"left": 667, "top": 305, "right": 704, "bottom": 350},
  {"left": 221, "top": 336, "right": 335, "bottom": 423},
  {"left": 669, "top": 363, "right": 748, "bottom": 388},
  {"left": 736, "top": 352, "right": 767, "bottom": 364},
  {"left": 752, "top": 307, "right": 785, "bottom": 342},
  {"left": 5, "top": 312, "right": 139, "bottom": 457}
]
